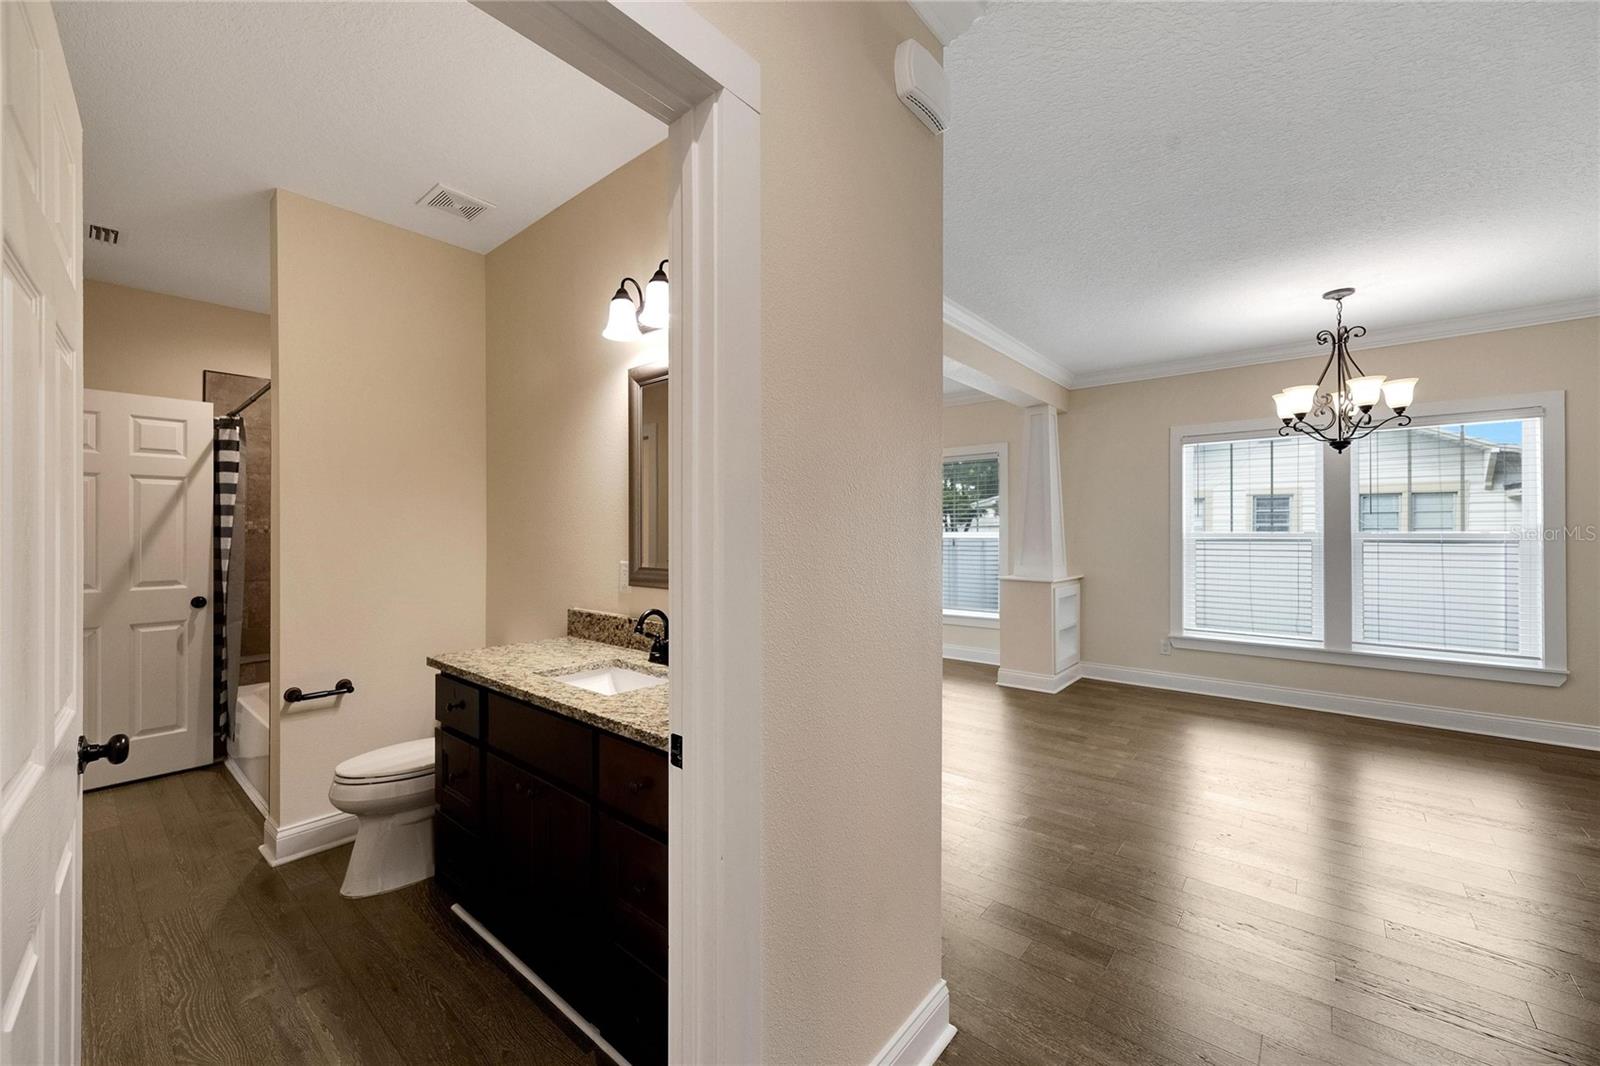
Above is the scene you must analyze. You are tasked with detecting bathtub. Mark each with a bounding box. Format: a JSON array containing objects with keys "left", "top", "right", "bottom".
[{"left": 225, "top": 682, "right": 271, "bottom": 815}]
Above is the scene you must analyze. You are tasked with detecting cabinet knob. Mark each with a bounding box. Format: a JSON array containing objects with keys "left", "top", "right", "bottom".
[
  {"left": 626, "top": 778, "right": 651, "bottom": 795},
  {"left": 446, "top": 699, "right": 467, "bottom": 713}
]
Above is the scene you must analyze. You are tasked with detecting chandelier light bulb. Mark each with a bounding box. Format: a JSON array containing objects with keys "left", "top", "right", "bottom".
[
  {"left": 1347, "top": 375, "right": 1386, "bottom": 410},
  {"left": 1381, "top": 377, "right": 1417, "bottom": 411},
  {"left": 1281, "top": 385, "right": 1319, "bottom": 417}
]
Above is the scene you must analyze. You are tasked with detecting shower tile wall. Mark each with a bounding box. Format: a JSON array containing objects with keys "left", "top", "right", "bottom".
[{"left": 203, "top": 370, "right": 271, "bottom": 686}]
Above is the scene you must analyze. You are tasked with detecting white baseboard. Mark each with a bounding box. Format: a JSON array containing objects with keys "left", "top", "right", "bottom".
[
  {"left": 222, "top": 756, "right": 268, "bottom": 818},
  {"left": 451, "top": 904, "right": 632, "bottom": 1066},
  {"left": 996, "top": 663, "right": 1082, "bottom": 694},
  {"left": 1080, "top": 662, "right": 1600, "bottom": 751},
  {"left": 258, "top": 809, "right": 358, "bottom": 867},
  {"left": 943, "top": 643, "right": 1000, "bottom": 666},
  {"left": 870, "top": 979, "right": 956, "bottom": 1066}
]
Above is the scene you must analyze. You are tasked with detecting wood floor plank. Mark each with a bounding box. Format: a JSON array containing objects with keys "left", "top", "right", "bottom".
[{"left": 938, "top": 662, "right": 1600, "bottom": 1066}]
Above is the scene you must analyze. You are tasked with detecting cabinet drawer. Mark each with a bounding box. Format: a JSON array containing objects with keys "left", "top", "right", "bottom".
[
  {"left": 599, "top": 813, "right": 667, "bottom": 926},
  {"left": 435, "top": 675, "right": 482, "bottom": 738},
  {"left": 597, "top": 733, "right": 667, "bottom": 833},
  {"left": 486, "top": 693, "right": 594, "bottom": 793},
  {"left": 435, "top": 729, "right": 481, "bottom": 828},
  {"left": 432, "top": 811, "right": 482, "bottom": 905},
  {"left": 600, "top": 945, "right": 666, "bottom": 1066}
]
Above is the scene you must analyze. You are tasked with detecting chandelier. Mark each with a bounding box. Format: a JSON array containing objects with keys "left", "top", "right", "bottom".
[{"left": 1272, "top": 288, "right": 1417, "bottom": 452}]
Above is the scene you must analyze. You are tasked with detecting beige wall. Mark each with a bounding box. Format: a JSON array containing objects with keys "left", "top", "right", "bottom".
[
  {"left": 84, "top": 280, "right": 269, "bottom": 401},
  {"left": 693, "top": 4, "right": 945, "bottom": 1061},
  {"left": 270, "top": 191, "right": 487, "bottom": 826},
  {"left": 1064, "top": 317, "right": 1599, "bottom": 728},
  {"left": 484, "top": 145, "right": 668, "bottom": 643}
]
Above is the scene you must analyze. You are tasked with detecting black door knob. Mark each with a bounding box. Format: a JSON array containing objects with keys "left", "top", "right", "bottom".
[
  {"left": 190, "top": 595, "right": 207, "bottom": 609},
  {"left": 78, "top": 734, "right": 129, "bottom": 775}
]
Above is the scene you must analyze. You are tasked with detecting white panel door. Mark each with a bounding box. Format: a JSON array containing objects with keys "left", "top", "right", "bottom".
[
  {"left": 81, "top": 389, "right": 214, "bottom": 789},
  {"left": 0, "top": 2, "right": 84, "bottom": 1063}
]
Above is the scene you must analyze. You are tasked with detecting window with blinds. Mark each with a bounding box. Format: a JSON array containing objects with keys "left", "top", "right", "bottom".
[
  {"left": 1181, "top": 436, "right": 1322, "bottom": 641},
  {"left": 1352, "top": 418, "right": 1543, "bottom": 659},
  {"left": 942, "top": 453, "right": 1002, "bottom": 615}
]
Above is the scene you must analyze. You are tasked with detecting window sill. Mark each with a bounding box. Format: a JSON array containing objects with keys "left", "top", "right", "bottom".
[
  {"left": 1168, "top": 634, "right": 1567, "bottom": 688},
  {"left": 944, "top": 610, "right": 1000, "bottom": 630}
]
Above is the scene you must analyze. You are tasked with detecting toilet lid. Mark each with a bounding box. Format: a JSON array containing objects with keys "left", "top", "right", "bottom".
[{"left": 334, "top": 738, "right": 434, "bottom": 783}]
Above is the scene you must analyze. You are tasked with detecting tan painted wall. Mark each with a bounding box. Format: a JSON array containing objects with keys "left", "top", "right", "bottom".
[
  {"left": 270, "top": 191, "right": 487, "bottom": 826},
  {"left": 693, "top": 4, "right": 945, "bottom": 1060},
  {"left": 84, "top": 280, "right": 269, "bottom": 401},
  {"left": 1064, "top": 317, "right": 1600, "bottom": 728},
  {"left": 484, "top": 145, "right": 668, "bottom": 643}
]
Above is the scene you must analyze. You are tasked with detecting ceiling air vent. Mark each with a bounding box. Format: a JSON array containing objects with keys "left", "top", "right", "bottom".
[
  {"left": 87, "top": 224, "right": 120, "bottom": 245},
  {"left": 417, "top": 183, "right": 494, "bottom": 222}
]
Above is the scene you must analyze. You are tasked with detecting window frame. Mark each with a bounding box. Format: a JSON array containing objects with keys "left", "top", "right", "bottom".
[
  {"left": 1358, "top": 492, "right": 1402, "bottom": 532},
  {"left": 1169, "top": 392, "right": 1567, "bottom": 687},
  {"left": 1251, "top": 493, "right": 1293, "bottom": 533},
  {"left": 942, "top": 442, "right": 1008, "bottom": 624}
]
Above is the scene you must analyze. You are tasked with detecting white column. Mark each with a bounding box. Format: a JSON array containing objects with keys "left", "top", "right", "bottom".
[{"left": 1013, "top": 404, "right": 1067, "bottom": 580}]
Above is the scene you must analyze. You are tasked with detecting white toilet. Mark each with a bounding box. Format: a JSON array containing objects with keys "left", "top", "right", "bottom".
[{"left": 327, "top": 737, "right": 436, "bottom": 898}]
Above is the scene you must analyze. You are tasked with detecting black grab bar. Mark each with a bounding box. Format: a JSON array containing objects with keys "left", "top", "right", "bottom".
[{"left": 284, "top": 678, "right": 354, "bottom": 703}]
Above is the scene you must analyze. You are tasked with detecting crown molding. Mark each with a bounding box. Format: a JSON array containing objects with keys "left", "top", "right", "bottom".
[
  {"left": 1069, "top": 296, "right": 1600, "bottom": 389},
  {"left": 943, "top": 298, "right": 1075, "bottom": 390},
  {"left": 908, "top": 1, "right": 988, "bottom": 46}
]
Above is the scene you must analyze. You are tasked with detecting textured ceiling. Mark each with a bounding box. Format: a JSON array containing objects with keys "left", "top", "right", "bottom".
[
  {"left": 944, "top": 2, "right": 1600, "bottom": 382},
  {"left": 57, "top": 2, "right": 665, "bottom": 313}
]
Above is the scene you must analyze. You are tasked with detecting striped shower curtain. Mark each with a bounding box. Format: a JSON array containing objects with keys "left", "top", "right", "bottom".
[{"left": 213, "top": 416, "right": 243, "bottom": 739}]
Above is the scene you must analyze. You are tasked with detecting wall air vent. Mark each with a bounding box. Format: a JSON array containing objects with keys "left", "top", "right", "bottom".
[
  {"left": 87, "top": 224, "right": 120, "bottom": 245},
  {"left": 416, "top": 183, "right": 494, "bottom": 222}
]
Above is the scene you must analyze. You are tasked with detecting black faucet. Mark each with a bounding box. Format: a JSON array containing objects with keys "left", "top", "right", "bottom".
[{"left": 634, "top": 609, "right": 669, "bottom": 666}]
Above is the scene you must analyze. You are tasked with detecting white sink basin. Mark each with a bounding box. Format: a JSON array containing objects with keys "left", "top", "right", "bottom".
[{"left": 553, "top": 666, "right": 667, "bottom": 696}]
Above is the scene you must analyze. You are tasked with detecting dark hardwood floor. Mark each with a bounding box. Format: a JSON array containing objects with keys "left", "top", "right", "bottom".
[
  {"left": 936, "top": 661, "right": 1600, "bottom": 1066},
  {"left": 84, "top": 671, "right": 1600, "bottom": 1066},
  {"left": 83, "top": 763, "right": 597, "bottom": 1066}
]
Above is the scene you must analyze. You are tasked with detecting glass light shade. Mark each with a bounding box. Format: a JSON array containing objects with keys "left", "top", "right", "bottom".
[
  {"left": 602, "top": 292, "right": 642, "bottom": 342},
  {"left": 1271, "top": 392, "right": 1298, "bottom": 421},
  {"left": 639, "top": 267, "right": 669, "bottom": 331},
  {"left": 1381, "top": 376, "right": 1417, "bottom": 410},
  {"left": 1347, "top": 375, "right": 1386, "bottom": 408},
  {"left": 1281, "top": 385, "right": 1319, "bottom": 417}
]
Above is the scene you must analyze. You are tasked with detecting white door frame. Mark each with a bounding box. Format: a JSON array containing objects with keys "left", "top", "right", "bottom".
[{"left": 470, "top": 4, "right": 762, "bottom": 1062}]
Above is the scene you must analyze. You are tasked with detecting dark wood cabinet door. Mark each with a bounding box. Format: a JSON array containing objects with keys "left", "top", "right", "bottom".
[{"left": 485, "top": 754, "right": 592, "bottom": 898}]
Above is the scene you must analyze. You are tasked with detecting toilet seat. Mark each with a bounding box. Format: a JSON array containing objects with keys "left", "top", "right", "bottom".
[{"left": 333, "top": 737, "right": 434, "bottom": 785}]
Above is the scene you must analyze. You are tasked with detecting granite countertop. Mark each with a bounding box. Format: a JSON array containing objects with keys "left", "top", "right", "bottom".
[{"left": 427, "top": 637, "right": 668, "bottom": 751}]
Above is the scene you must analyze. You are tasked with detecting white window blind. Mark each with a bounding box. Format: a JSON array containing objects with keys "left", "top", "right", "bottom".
[
  {"left": 1182, "top": 436, "right": 1322, "bottom": 641},
  {"left": 1353, "top": 418, "right": 1543, "bottom": 659},
  {"left": 942, "top": 453, "right": 1001, "bottom": 615}
]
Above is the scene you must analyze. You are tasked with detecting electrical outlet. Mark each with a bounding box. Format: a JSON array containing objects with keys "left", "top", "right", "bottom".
[
  {"left": 1159, "top": 638, "right": 1172, "bottom": 656},
  {"left": 619, "top": 560, "right": 630, "bottom": 592}
]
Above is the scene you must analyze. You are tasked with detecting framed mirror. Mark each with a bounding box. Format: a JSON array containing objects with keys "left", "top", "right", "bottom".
[{"left": 629, "top": 365, "right": 668, "bottom": 588}]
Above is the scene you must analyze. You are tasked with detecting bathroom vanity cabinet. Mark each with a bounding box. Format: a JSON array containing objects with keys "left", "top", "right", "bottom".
[{"left": 432, "top": 672, "right": 667, "bottom": 1066}]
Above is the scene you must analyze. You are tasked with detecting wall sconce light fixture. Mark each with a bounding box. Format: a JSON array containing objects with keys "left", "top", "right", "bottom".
[{"left": 603, "top": 260, "right": 669, "bottom": 342}]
